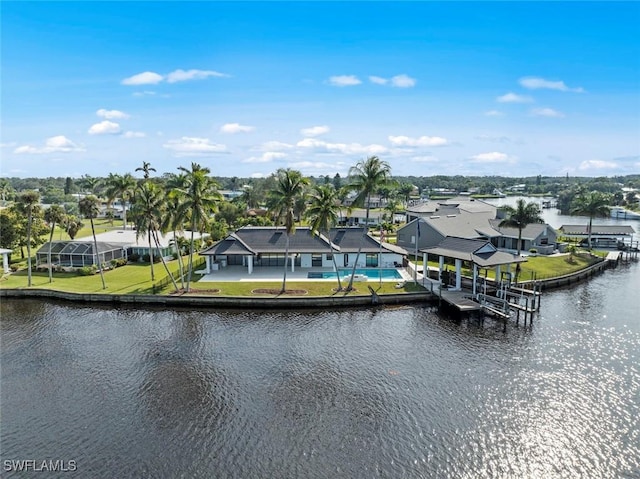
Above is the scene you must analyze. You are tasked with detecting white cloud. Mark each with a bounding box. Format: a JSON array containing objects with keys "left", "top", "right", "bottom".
[
  {"left": 242, "top": 152, "right": 286, "bottom": 163},
  {"left": 121, "top": 71, "right": 164, "bottom": 85},
  {"left": 300, "top": 125, "right": 330, "bottom": 137},
  {"left": 296, "top": 138, "right": 387, "bottom": 155},
  {"left": 388, "top": 135, "right": 449, "bottom": 147},
  {"left": 250, "top": 172, "right": 266, "bottom": 178},
  {"left": 97, "top": 109, "right": 130, "bottom": 120},
  {"left": 531, "top": 107, "right": 565, "bottom": 118},
  {"left": 578, "top": 159, "right": 619, "bottom": 171},
  {"left": 88, "top": 120, "right": 121, "bottom": 135},
  {"left": 259, "top": 141, "right": 294, "bottom": 151},
  {"left": 162, "top": 137, "right": 227, "bottom": 157},
  {"left": 368, "top": 74, "right": 416, "bottom": 88},
  {"left": 390, "top": 74, "right": 416, "bottom": 88},
  {"left": 220, "top": 123, "right": 255, "bottom": 134},
  {"left": 519, "top": 77, "right": 584, "bottom": 93},
  {"left": 14, "top": 135, "right": 84, "bottom": 154},
  {"left": 133, "top": 91, "right": 157, "bottom": 97},
  {"left": 123, "top": 131, "right": 146, "bottom": 138},
  {"left": 369, "top": 76, "right": 388, "bottom": 85},
  {"left": 497, "top": 92, "right": 533, "bottom": 103},
  {"left": 166, "top": 69, "right": 228, "bottom": 83},
  {"left": 484, "top": 110, "right": 504, "bottom": 117},
  {"left": 469, "top": 152, "right": 515, "bottom": 163},
  {"left": 0, "top": 142, "right": 16, "bottom": 148},
  {"left": 328, "top": 75, "right": 362, "bottom": 87}
]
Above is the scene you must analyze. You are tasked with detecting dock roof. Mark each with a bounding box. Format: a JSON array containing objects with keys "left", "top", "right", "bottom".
[{"left": 422, "top": 236, "right": 527, "bottom": 268}]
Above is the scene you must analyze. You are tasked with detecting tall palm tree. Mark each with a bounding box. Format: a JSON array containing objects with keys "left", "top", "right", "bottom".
[
  {"left": 498, "top": 199, "right": 544, "bottom": 256},
  {"left": 305, "top": 184, "right": 342, "bottom": 291},
  {"left": 570, "top": 191, "right": 611, "bottom": 249},
  {"left": 176, "top": 163, "right": 222, "bottom": 292},
  {"left": 163, "top": 172, "right": 189, "bottom": 289},
  {"left": 345, "top": 156, "right": 391, "bottom": 291},
  {"left": 78, "top": 195, "right": 106, "bottom": 290},
  {"left": 135, "top": 161, "right": 156, "bottom": 180},
  {"left": 268, "top": 169, "right": 309, "bottom": 293},
  {"left": 130, "top": 181, "right": 179, "bottom": 291},
  {"left": 17, "top": 191, "right": 41, "bottom": 287},
  {"left": 44, "top": 205, "right": 66, "bottom": 283},
  {"left": 105, "top": 173, "right": 136, "bottom": 230}
]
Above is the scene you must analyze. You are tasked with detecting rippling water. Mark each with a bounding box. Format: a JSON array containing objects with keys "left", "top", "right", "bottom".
[{"left": 2, "top": 261, "right": 639, "bottom": 478}]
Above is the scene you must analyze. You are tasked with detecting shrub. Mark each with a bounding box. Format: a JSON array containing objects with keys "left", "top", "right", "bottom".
[
  {"left": 10, "top": 264, "right": 20, "bottom": 272},
  {"left": 142, "top": 254, "right": 150, "bottom": 263},
  {"left": 128, "top": 253, "right": 140, "bottom": 263},
  {"left": 78, "top": 265, "right": 97, "bottom": 276},
  {"left": 529, "top": 248, "right": 538, "bottom": 254}
]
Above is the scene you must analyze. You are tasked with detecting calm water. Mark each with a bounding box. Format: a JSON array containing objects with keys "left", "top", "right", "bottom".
[{"left": 1, "top": 263, "right": 639, "bottom": 478}]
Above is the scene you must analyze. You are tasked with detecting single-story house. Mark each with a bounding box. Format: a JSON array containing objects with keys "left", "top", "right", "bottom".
[
  {"left": 87, "top": 229, "right": 210, "bottom": 259},
  {"left": 405, "top": 197, "right": 497, "bottom": 222},
  {"left": 337, "top": 209, "right": 404, "bottom": 227},
  {"left": 200, "top": 226, "right": 407, "bottom": 275},
  {"left": 36, "top": 241, "right": 127, "bottom": 268}
]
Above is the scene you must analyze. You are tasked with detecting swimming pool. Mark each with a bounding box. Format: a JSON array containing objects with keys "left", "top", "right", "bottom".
[{"left": 307, "top": 268, "right": 403, "bottom": 280}]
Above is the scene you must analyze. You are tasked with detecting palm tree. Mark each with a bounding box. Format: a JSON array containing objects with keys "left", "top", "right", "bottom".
[
  {"left": 176, "top": 163, "right": 222, "bottom": 292},
  {"left": 268, "top": 169, "right": 310, "bottom": 293},
  {"left": 135, "top": 161, "right": 156, "bottom": 180},
  {"left": 498, "top": 199, "right": 544, "bottom": 256},
  {"left": 105, "top": 173, "right": 136, "bottom": 230},
  {"left": 163, "top": 172, "right": 189, "bottom": 289},
  {"left": 78, "top": 195, "right": 106, "bottom": 290},
  {"left": 345, "top": 156, "right": 391, "bottom": 291},
  {"left": 63, "top": 215, "right": 84, "bottom": 240},
  {"left": 17, "top": 191, "right": 40, "bottom": 287},
  {"left": 570, "top": 191, "right": 611, "bottom": 249},
  {"left": 44, "top": 205, "right": 66, "bottom": 283},
  {"left": 80, "top": 175, "right": 102, "bottom": 196},
  {"left": 130, "top": 181, "right": 179, "bottom": 291},
  {"left": 306, "top": 184, "right": 342, "bottom": 291}
]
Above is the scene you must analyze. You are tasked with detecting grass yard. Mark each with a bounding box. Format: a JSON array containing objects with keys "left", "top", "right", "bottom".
[{"left": 0, "top": 259, "right": 184, "bottom": 295}]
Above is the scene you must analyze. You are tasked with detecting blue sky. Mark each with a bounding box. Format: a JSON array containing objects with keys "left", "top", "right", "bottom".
[{"left": 2, "top": 1, "right": 639, "bottom": 180}]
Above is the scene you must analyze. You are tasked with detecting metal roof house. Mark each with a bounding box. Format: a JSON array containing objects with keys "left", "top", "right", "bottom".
[{"left": 200, "top": 226, "right": 406, "bottom": 275}]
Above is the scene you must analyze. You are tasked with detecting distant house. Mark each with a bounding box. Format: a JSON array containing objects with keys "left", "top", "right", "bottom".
[
  {"left": 35, "top": 241, "right": 126, "bottom": 268},
  {"left": 36, "top": 229, "right": 209, "bottom": 267},
  {"left": 338, "top": 208, "right": 404, "bottom": 227},
  {"left": 200, "top": 226, "right": 406, "bottom": 275},
  {"left": 405, "top": 197, "right": 496, "bottom": 222}
]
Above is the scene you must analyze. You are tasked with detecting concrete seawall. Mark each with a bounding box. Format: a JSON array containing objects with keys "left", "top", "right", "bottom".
[{"left": 0, "top": 288, "right": 434, "bottom": 309}]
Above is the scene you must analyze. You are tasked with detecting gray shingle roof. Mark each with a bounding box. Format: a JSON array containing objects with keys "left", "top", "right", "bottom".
[
  {"left": 201, "top": 227, "right": 402, "bottom": 255},
  {"left": 422, "top": 236, "right": 527, "bottom": 267},
  {"left": 489, "top": 219, "right": 550, "bottom": 240}
]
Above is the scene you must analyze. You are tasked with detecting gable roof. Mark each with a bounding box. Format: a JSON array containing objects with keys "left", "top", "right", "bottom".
[
  {"left": 489, "top": 219, "right": 552, "bottom": 240},
  {"left": 421, "top": 236, "right": 527, "bottom": 268}
]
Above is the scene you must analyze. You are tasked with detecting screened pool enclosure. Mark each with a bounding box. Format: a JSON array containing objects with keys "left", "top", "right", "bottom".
[{"left": 36, "top": 241, "right": 126, "bottom": 268}]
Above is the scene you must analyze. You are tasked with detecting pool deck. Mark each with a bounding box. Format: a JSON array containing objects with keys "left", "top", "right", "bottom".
[{"left": 197, "top": 266, "right": 412, "bottom": 283}]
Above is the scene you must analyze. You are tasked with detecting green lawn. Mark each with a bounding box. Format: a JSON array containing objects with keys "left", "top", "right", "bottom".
[
  {"left": 2, "top": 251, "right": 606, "bottom": 296},
  {"left": 0, "top": 259, "right": 183, "bottom": 294}
]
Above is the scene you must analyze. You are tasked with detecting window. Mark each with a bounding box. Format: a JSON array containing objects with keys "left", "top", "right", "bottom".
[
  {"left": 312, "top": 254, "right": 322, "bottom": 266},
  {"left": 366, "top": 254, "right": 378, "bottom": 267}
]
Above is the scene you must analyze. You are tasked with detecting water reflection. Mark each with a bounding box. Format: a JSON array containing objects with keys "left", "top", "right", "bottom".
[{"left": 1, "top": 262, "right": 639, "bottom": 478}]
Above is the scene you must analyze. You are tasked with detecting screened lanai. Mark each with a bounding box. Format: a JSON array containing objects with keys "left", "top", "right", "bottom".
[{"left": 36, "top": 241, "right": 126, "bottom": 268}]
